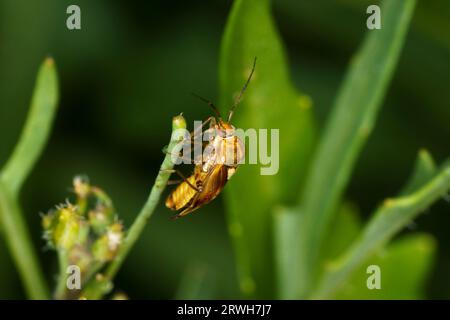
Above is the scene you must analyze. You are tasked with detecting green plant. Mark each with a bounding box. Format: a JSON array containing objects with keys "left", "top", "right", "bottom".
[
  {"left": 0, "top": 58, "right": 57, "bottom": 299},
  {"left": 84, "top": 114, "right": 186, "bottom": 299},
  {"left": 219, "top": 0, "right": 448, "bottom": 299},
  {"left": 0, "top": 0, "right": 448, "bottom": 300},
  {"left": 0, "top": 60, "right": 186, "bottom": 298},
  {"left": 42, "top": 177, "right": 125, "bottom": 299}
]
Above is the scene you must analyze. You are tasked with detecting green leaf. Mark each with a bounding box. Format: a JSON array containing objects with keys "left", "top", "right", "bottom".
[
  {"left": 322, "top": 202, "right": 362, "bottom": 262},
  {"left": 313, "top": 161, "right": 450, "bottom": 299},
  {"left": 320, "top": 192, "right": 435, "bottom": 300},
  {"left": 273, "top": 207, "right": 303, "bottom": 299},
  {"left": 274, "top": 202, "right": 361, "bottom": 299},
  {"left": 400, "top": 149, "right": 437, "bottom": 196},
  {"left": 319, "top": 196, "right": 435, "bottom": 300},
  {"left": 0, "top": 58, "right": 58, "bottom": 299},
  {"left": 334, "top": 234, "right": 435, "bottom": 299},
  {"left": 219, "top": 0, "right": 316, "bottom": 298},
  {"left": 298, "top": 0, "right": 417, "bottom": 296},
  {"left": 1, "top": 57, "right": 59, "bottom": 195}
]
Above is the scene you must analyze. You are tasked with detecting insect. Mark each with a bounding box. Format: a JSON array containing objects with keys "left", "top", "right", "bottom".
[{"left": 165, "top": 58, "right": 257, "bottom": 219}]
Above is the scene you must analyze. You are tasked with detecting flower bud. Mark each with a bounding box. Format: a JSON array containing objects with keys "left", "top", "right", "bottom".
[
  {"left": 42, "top": 177, "right": 124, "bottom": 298},
  {"left": 48, "top": 205, "right": 81, "bottom": 250},
  {"left": 172, "top": 114, "right": 187, "bottom": 131},
  {"left": 73, "top": 176, "right": 90, "bottom": 198},
  {"left": 92, "top": 222, "right": 123, "bottom": 262},
  {"left": 88, "top": 205, "right": 114, "bottom": 235}
]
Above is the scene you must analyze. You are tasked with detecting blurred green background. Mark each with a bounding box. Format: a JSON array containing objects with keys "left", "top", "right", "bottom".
[{"left": 0, "top": 0, "right": 449, "bottom": 299}]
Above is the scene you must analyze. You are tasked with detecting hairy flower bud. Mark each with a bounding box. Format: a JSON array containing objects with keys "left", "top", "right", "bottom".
[
  {"left": 44, "top": 204, "right": 85, "bottom": 250},
  {"left": 42, "top": 177, "right": 124, "bottom": 299},
  {"left": 88, "top": 205, "right": 114, "bottom": 235},
  {"left": 92, "top": 222, "right": 123, "bottom": 262}
]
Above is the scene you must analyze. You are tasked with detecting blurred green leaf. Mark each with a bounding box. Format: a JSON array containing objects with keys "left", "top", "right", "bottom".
[
  {"left": 314, "top": 160, "right": 450, "bottom": 298},
  {"left": 299, "top": 0, "right": 417, "bottom": 296},
  {"left": 1, "top": 57, "right": 59, "bottom": 195},
  {"left": 273, "top": 207, "right": 302, "bottom": 299},
  {"left": 274, "top": 202, "right": 362, "bottom": 299},
  {"left": 219, "top": 0, "right": 316, "bottom": 298},
  {"left": 0, "top": 58, "right": 57, "bottom": 299},
  {"left": 335, "top": 234, "right": 435, "bottom": 299},
  {"left": 320, "top": 150, "right": 436, "bottom": 269},
  {"left": 320, "top": 194, "right": 435, "bottom": 300},
  {"left": 322, "top": 202, "right": 362, "bottom": 262},
  {"left": 337, "top": 0, "right": 450, "bottom": 53},
  {"left": 400, "top": 149, "right": 437, "bottom": 196}
]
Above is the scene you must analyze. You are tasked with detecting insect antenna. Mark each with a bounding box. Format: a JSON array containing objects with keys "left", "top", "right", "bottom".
[
  {"left": 191, "top": 92, "right": 222, "bottom": 119},
  {"left": 227, "top": 57, "right": 257, "bottom": 122}
]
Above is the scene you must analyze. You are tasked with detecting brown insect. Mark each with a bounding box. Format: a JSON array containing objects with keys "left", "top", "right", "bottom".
[{"left": 165, "top": 58, "right": 257, "bottom": 219}]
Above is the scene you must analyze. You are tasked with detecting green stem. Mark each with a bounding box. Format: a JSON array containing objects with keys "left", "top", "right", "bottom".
[
  {"left": 313, "top": 162, "right": 450, "bottom": 299},
  {"left": 0, "top": 58, "right": 58, "bottom": 299},
  {"left": 54, "top": 250, "right": 69, "bottom": 299},
  {"left": 0, "top": 181, "right": 49, "bottom": 299},
  {"left": 1, "top": 58, "right": 59, "bottom": 195},
  {"left": 88, "top": 115, "right": 187, "bottom": 299}
]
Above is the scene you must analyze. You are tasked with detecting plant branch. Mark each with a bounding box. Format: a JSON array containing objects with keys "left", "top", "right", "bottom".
[
  {"left": 1, "top": 58, "right": 59, "bottom": 195},
  {"left": 86, "top": 115, "right": 187, "bottom": 299},
  {"left": 0, "top": 58, "right": 58, "bottom": 299},
  {"left": 313, "top": 161, "right": 450, "bottom": 299},
  {"left": 54, "top": 250, "right": 69, "bottom": 300},
  {"left": 0, "top": 181, "right": 49, "bottom": 299}
]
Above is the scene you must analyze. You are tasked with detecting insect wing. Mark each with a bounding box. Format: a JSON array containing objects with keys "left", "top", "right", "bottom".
[
  {"left": 165, "top": 172, "right": 200, "bottom": 211},
  {"left": 175, "top": 165, "right": 228, "bottom": 218}
]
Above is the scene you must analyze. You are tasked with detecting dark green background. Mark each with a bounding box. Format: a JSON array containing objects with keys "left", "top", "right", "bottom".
[{"left": 0, "top": 0, "right": 449, "bottom": 298}]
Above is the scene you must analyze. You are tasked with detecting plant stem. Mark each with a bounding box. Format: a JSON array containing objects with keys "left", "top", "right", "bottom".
[
  {"left": 313, "top": 162, "right": 450, "bottom": 299},
  {"left": 88, "top": 115, "right": 187, "bottom": 299},
  {"left": 1, "top": 58, "right": 59, "bottom": 195},
  {"left": 0, "top": 181, "right": 49, "bottom": 299},
  {"left": 0, "top": 58, "right": 58, "bottom": 299},
  {"left": 54, "top": 250, "right": 69, "bottom": 299}
]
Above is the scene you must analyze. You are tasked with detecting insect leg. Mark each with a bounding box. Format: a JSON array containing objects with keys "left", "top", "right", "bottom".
[
  {"left": 166, "top": 179, "right": 182, "bottom": 185},
  {"left": 163, "top": 142, "right": 212, "bottom": 166},
  {"left": 191, "top": 116, "right": 214, "bottom": 138},
  {"left": 170, "top": 193, "right": 201, "bottom": 220},
  {"left": 162, "top": 116, "right": 214, "bottom": 163},
  {"left": 170, "top": 190, "right": 203, "bottom": 220},
  {"left": 173, "top": 116, "right": 214, "bottom": 146},
  {"left": 163, "top": 150, "right": 196, "bottom": 164},
  {"left": 160, "top": 169, "right": 201, "bottom": 192}
]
